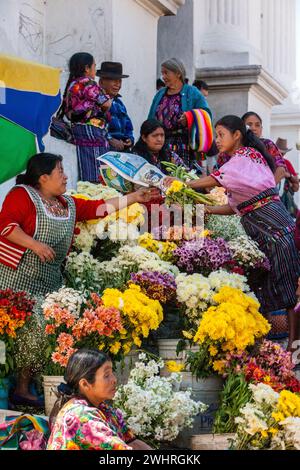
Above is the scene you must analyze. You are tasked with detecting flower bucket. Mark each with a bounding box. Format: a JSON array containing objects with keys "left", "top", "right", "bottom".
[
  {"left": 190, "top": 433, "right": 235, "bottom": 450},
  {"left": 114, "top": 350, "right": 139, "bottom": 386},
  {"left": 157, "top": 339, "right": 198, "bottom": 377},
  {"left": 43, "top": 376, "right": 64, "bottom": 416},
  {"left": 174, "top": 375, "right": 224, "bottom": 448},
  {"left": 0, "top": 378, "right": 9, "bottom": 410}
]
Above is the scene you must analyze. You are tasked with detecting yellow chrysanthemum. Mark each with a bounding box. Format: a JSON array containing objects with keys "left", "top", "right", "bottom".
[
  {"left": 166, "top": 361, "right": 185, "bottom": 373},
  {"left": 166, "top": 180, "right": 185, "bottom": 195}
]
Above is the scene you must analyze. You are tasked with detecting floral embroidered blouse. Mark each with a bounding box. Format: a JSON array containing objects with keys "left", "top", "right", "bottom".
[
  {"left": 211, "top": 147, "right": 276, "bottom": 213},
  {"left": 47, "top": 398, "right": 135, "bottom": 450},
  {"left": 65, "top": 77, "right": 110, "bottom": 124},
  {"left": 155, "top": 93, "right": 183, "bottom": 131}
]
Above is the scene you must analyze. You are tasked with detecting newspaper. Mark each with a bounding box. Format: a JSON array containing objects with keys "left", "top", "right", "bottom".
[{"left": 98, "top": 152, "right": 166, "bottom": 193}]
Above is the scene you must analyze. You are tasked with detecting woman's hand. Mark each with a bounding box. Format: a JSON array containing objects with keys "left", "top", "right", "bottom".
[
  {"left": 130, "top": 439, "right": 153, "bottom": 450},
  {"left": 178, "top": 113, "right": 187, "bottom": 127},
  {"left": 133, "top": 187, "right": 161, "bottom": 203},
  {"left": 110, "top": 138, "right": 125, "bottom": 151},
  {"left": 162, "top": 176, "right": 181, "bottom": 188},
  {"left": 31, "top": 241, "right": 56, "bottom": 263}
]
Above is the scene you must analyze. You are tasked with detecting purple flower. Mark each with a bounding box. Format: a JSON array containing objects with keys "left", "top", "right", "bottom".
[{"left": 173, "top": 238, "right": 232, "bottom": 273}]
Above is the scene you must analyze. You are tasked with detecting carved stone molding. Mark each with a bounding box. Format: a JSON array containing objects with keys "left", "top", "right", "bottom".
[
  {"left": 135, "top": 0, "right": 185, "bottom": 17},
  {"left": 196, "top": 65, "right": 289, "bottom": 107}
]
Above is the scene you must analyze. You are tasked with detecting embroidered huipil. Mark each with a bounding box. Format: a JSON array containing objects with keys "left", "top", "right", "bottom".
[
  {"left": 47, "top": 398, "right": 134, "bottom": 450},
  {"left": 65, "top": 77, "right": 110, "bottom": 124},
  {"left": 211, "top": 147, "right": 276, "bottom": 213}
]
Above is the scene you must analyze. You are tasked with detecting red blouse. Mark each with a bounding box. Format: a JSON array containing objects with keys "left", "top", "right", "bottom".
[
  {"left": 0, "top": 187, "right": 108, "bottom": 269},
  {"left": 0, "top": 187, "right": 107, "bottom": 237}
]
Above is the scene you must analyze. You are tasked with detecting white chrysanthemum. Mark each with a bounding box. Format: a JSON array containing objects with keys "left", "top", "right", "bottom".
[{"left": 249, "top": 383, "right": 279, "bottom": 405}]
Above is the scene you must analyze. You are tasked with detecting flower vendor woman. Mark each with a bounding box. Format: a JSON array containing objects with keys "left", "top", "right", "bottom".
[
  {"left": 47, "top": 349, "right": 152, "bottom": 450},
  {"left": 164, "top": 115, "right": 300, "bottom": 352},
  {"left": 61, "top": 52, "right": 112, "bottom": 183},
  {"left": 217, "top": 111, "right": 291, "bottom": 187},
  {"left": 0, "top": 153, "right": 159, "bottom": 406},
  {"left": 148, "top": 58, "right": 211, "bottom": 168},
  {"left": 0, "top": 153, "right": 159, "bottom": 296}
]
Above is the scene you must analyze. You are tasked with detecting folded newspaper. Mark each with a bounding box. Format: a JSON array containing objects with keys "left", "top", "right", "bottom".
[{"left": 98, "top": 152, "right": 166, "bottom": 193}]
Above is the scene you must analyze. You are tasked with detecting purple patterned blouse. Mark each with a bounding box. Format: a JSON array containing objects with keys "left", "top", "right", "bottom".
[{"left": 65, "top": 77, "right": 110, "bottom": 124}]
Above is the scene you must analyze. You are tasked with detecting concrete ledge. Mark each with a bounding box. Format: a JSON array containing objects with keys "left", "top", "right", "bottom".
[{"left": 196, "top": 65, "right": 289, "bottom": 107}]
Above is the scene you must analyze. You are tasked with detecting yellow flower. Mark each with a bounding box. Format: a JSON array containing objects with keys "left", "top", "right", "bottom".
[
  {"left": 166, "top": 180, "right": 185, "bottom": 195},
  {"left": 209, "top": 345, "right": 218, "bottom": 357},
  {"left": 110, "top": 341, "right": 122, "bottom": 355},
  {"left": 166, "top": 361, "right": 185, "bottom": 373},
  {"left": 66, "top": 441, "right": 80, "bottom": 450},
  {"left": 182, "top": 330, "right": 194, "bottom": 340},
  {"left": 275, "top": 390, "right": 300, "bottom": 419}
]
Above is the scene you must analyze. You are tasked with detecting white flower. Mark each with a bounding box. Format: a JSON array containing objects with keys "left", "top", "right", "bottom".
[
  {"left": 114, "top": 356, "right": 206, "bottom": 442},
  {"left": 249, "top": 383, "right": 279, "bottom": 406},
  {"left": 42, "top": 287, "right": 84, "bottom": 317}
]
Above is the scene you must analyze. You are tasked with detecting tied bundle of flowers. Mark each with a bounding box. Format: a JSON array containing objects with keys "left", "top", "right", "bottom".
[
  {"left": 43, "top": 292, "right": 124, "bottom": 371},
  {"left": 114, "top": 353, "right": 207, "bottom": 446},
  {"left": 151, "top": 225, "right": 210, "bottom": 243},
  {"left": 228, "top": 235, "right": 271, "bottom": 273},
  {"left": 174, "top": 237, "right": 232, "bottom": 274},
  {"left": 205, "top": 214, "right": 246, "bottom": 241},
  {"left": 42, "top": 287, "right": 84, "bottom": 317},
  {"left": 65, "top": 252, "right": 106, "bottom": 294},
  {"left": 0, "top": 289, "right": 34, "bottom": 377},
  {"left": 96, "top": 203, "right": 145, "bottom": 242},
  {"left": 164, "top": 180, "right": 215, "bottom": 211},
  {"left": 175, "top": 270, "right": 252, "bottom": 333},
  {"left": 98, "top": 245, "right": 179, "bottom": 281},
  {"left": 70, "top": 183, "right": 121, "bottom": 252},
  {"left": 232, "top": 384, "right": 300, "bottom": 450},
  {"left": 244, "top": 340, "right": 300, "bottom": 393},
  {"left": 190, "top": 287, "right": 270, "bottom": 378},
  {"left": 138, "top": 233, "right": 177, "bottom": 262},
  {"left": 102, "top": 284, "right": 163, "bottom": 353},
  {"left": 129, "top": 272, "right": 177, "bottom": 305}
]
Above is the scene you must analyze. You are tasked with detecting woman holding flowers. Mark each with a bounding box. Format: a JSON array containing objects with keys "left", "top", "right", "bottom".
[
  {"left": 164, "top": 115, "right": 300, "bottom": 352},
  {"left": 48, "top": 349, "right": 152, "bottom": 450},
  {"left": 0, "top": 153, "right": 159, "bottom": 406}
]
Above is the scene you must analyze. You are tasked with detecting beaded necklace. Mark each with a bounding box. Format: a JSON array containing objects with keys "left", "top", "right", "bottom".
[{"left": 37, "top": 191, "right": 69, "bottom": 218}]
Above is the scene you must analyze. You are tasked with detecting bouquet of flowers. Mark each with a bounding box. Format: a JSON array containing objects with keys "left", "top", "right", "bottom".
[
  {"left": 129, "top": 271, "right": 177, "bottom": 305},
  {"left": 175, "top": 270, "right": 252, "bottom": 332},
  {"left": 138, "top": 232, "right": 177, "bottom": 262},
  {"left": 101, "top": 284, "right": 163, "bottom": 352},
  {"left": 98, "top": 245, "right": 179, "bottom": 281},
  {"left": 232, "top": 383, "right": 300, "bottom": 450},
  {"left": 154, "top": 225, "right": 210, "bottom": 242},
  {"left": 0, "top": 289, "right": 34, "bottom": 378},
  {"left": 228, "top": 235, "right": 271, "bottom": 273},
  {"left": 205, "top": 214, "right": 246, "bottom": 241},
  {"left": 186, "top": 287, "right": 270, "bottom": 378},
  {"left": 114, "top": 353, "right": 207, "bottom": 446},
  {"left": 164, "top": 180, "right": 215, "bottom": 211},
  {"left": 43, "top": 291, "right": 124, "bottom": 372},
  {"left": 96, "top": 203, "right": 145, "bottom": 243},
  {"left": 174, "top": 237, "right": 232, "bottom": 274}
]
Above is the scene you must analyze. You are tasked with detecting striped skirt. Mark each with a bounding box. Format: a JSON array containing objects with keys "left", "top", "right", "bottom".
[
  {"left": 238, "top": 188, "right": 300, "bottom": 313},
  {"left": 72, "top": 123, "right": 109, "bottom": 183}
]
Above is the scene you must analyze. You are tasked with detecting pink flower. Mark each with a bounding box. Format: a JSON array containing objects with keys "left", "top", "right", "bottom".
[
  {"left": 19, "top": 430, "right": 46, "bottom": 450},
  {"left": 65, "top": 414, "right": 81, "bottom": 438},
  {"left": 81, "top": 421, "right": 112, "bottom": 445}
]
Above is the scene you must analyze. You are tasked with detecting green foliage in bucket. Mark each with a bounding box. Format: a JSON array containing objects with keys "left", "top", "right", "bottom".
[{"left": 213, "top": 373, "right": 252, "bottom": 434}]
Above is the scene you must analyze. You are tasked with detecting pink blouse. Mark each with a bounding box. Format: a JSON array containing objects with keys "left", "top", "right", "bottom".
[{"left": 211, "top": 147, "right": 276, "bottom": 213}]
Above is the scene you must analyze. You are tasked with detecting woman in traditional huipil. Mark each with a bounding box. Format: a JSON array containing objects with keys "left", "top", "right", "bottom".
[
  {"left": 164, "top": 115, "right": 300, "bottom": 352},
  {"left": 61, "top": 52, "right": 112, "bottom": 183},
  {"left": 0, "top": 153, "right": 159, "bottom": 405},
  {"left": 47, "top": 349, "right": 151, "bottom": 450},
  {"left": 148, "top": 58, "right": 211, "bottom": 168}
]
